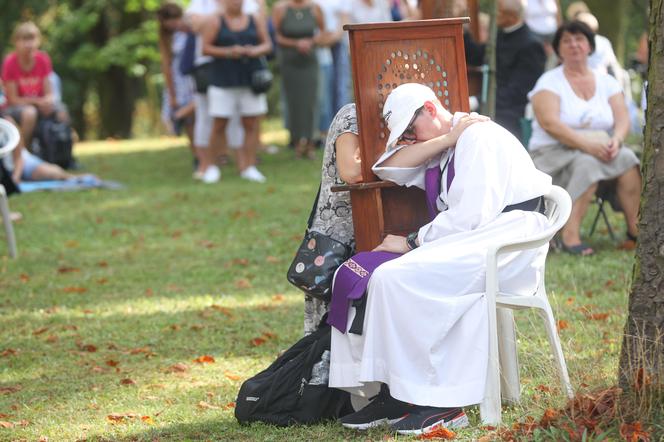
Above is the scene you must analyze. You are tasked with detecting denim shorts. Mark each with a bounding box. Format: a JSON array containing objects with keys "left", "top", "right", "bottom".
[{"left": 2, "top": 148, "right": 45, "bottom": 180}]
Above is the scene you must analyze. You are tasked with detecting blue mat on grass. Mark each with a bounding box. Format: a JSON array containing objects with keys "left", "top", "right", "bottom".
[{"left": 18, "top": 175, "right": 124, "bottom": 193}]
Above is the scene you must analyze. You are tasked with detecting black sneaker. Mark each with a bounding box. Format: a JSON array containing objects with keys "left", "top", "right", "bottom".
[
  {"left": 339, "top": 386, "right": 413, "bottom": 430},
  {"left": 390, "top": 406, "right": 468, "bottom": 435}
]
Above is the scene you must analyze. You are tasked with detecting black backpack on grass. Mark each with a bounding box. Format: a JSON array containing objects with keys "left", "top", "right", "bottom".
[
  {"left": 32, "top": 116, "right": 74, "bottom": 169},
  {"left": 235, "top": 317, "right": 352, "bottom": 426}
]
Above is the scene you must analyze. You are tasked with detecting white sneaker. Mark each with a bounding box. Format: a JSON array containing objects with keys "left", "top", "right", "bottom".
[
  {"left": 240, "top": 166, "right": 266, "bottom": 183},
  {"left": 201, "top": 165, "right": 221, "bottom": 183}
]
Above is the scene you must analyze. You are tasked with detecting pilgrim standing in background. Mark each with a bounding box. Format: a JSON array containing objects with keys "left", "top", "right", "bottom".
[
  {"left": 202, "top": 0, "right": 272, "bottom": 183},
  {"left": 273, "top": 0, "right": 325, "bottom": 159}
]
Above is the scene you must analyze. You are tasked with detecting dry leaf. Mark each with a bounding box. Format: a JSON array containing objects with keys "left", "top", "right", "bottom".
[
  {"left": 62, "top": 286, "right": 87, "bottom": 294},
  {"left": 225, "top": 402, "right": 236, "bottom": 409},
  {"left": 210, "top": 305, "right": 234, "bottom": 318},
  {"left": 557, "top": 320, "right": 569, "bottom": 331},
  {"left": 416, "top": 426, "right": 456, "bottom": 439},
  {"left": 97, "top": 261, "right": 109, "bottom": 267},
  {"left": 193, "top": 355, "right": 215, "bottom": 364},
  {"left": 141, "top": 415, "right": 154, "bottom": 425},
  {"left": 272, "top": 294, "right": 284, "bottom": 302},
  {"left": 235, "top": 278, "right": 252, "bottom": 289},
  {"left": 604, "top": 279, "right": 615, "bottom": 288},
  {"left": 224, "top": 371, "right": 241, "bottom": 381},
  {"left": 190, "top": 324, "right": 205, "bottom": 331},
  {"left": 535, "top": 384, "right": 551, "bottom": 393},
  {"left": 97, "top": 278, "right": 108, "bottom": 285},
  {"left": 232, "top": 258, "right": 249, "bottom": 266},
  {"left": 250, "top": 337, "right": 267, "bottom": 347},
  {"left": 169, "top": 324, "right": 181, "bottom": 331},
  {"left": 171, "top": 230, "right": 182, "bottom": 239},
  {"left": 33, "top": 326, "right": 49, "bottom": 335},
  {"left": 79, "top": 344, "right": 97, "bottom": 352},
  {"left": 57, "top": 266, "right": 80, "bottom": 274},
  {"left": 106, "top": 413, "right": 138, "bottom": 423},
  {"left": 1, "top": 348, "right": 18, "bottom": 357},
  {"left": 19, "top": 273, "right": 30, "bottom": 283},
  {"left": 262, "top": 331, "right": 277, "bottom": 339},
  {"left": 45, "top": 335, "right": 59, "bottom": 343},
  {"left": 120, "top": 378, "right": 136, "bottom": 385},
  {"left": 199, "top": 240, "right": 216, "bottom": 249},
  {"left": 0, "top": 421, "right": 13, "bottom": 428},
  {"left": 65, "top": 240, "right": 79, "bottom": 248},
  {"left": 197, "top": 401, "right": 220, "bottom": 410},
  {"left": 129, "top": 347, "right": 153, "bottom": 355},
  {"left": 586, "top": 312, "right": 610, "bottom": 321},
  {"left": 266, "top": 256, "right": 279, "bottom": 264},
  {"left": 167, "top": 363, "right": 189, "bottom": 373},
  {"left": 620, "top": 421, "right": 650, "bottom": 442},
  {"left": 105, "top": 360, "right": 119, "bottom": 367},
  {"left": 0, "top": 385, "right": 22, "bottom": 395}
]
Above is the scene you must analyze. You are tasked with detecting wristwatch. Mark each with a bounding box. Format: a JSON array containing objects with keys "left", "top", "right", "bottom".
[{"left": 406, "top": 231, "right": 419, "bottom": 250}]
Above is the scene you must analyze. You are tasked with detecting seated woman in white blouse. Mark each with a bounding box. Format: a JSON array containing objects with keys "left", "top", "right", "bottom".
[{"left": 528, "top": 21, "right": 641, "bottom": 255}]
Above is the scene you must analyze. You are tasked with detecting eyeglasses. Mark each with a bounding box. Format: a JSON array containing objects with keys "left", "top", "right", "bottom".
[{"left": 398, "top": 106, "right": 424, "bottom": 143}]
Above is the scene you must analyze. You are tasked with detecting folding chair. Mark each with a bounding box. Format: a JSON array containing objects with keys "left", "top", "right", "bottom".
[{"left": 480, "top": 185, "right": 574, "bottom": 425}]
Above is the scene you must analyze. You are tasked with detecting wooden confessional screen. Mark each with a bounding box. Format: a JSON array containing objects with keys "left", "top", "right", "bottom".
[{"left": 334, "top": 18, "right": 470, "bottom": 251}]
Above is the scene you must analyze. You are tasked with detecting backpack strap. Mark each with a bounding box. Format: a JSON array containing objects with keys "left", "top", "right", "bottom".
[{"left": 306, "top": 183, "right": 322, "bottom": 230}]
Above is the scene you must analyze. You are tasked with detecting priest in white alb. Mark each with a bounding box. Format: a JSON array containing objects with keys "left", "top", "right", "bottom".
[{"left": 328, "top": 83, "right": 553, "bottom": 435}]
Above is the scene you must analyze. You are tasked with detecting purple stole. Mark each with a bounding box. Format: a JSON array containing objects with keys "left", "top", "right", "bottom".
[{"left": 327, "top": 151, "right": 455, "bottom": 333}]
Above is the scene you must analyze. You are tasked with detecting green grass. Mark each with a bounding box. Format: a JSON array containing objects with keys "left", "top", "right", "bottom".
[{"left": 0, "top": 129, "right": 640, "bottom": 441}]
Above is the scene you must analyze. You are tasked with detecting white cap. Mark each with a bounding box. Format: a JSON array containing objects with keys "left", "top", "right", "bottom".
[{"left": 383, "top": 83, "right": 439, "bottom": 150}]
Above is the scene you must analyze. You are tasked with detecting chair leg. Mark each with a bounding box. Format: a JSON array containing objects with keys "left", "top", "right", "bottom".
[
  {"left": 480, "top": 296, "right": 503, "bottom": 425},
  {"left": 497, "top": 308, "right": 520, "bottom": 404},
  {"left": 0, "top": 185, "right": 17, "bottom": 259},
  {"left": 589, "top": 198, "right": 602, "bottom": 238},
  {"left": 599, "top": 202, "right": 616, "bottom": 241},
  {"left": 539, "top": 305, "right": 574, "bottom": 399}
]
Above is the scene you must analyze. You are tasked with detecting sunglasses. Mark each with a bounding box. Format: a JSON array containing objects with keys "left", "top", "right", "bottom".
[{"left": 398, "top": 106, "right": 424, "bottom": 143}]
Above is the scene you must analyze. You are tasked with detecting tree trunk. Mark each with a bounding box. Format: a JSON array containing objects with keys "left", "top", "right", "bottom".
[
  {"left": 97, "top": 66, "right": 137, "bottom": 139},
  {"left": 618, "top": 0, "right": 664, "bottom": 393}
]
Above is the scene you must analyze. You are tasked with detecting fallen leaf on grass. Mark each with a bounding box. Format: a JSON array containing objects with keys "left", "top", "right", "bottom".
[
  {"left": 566, "top": 297, "right": 574, "bottom": 305},
  {"left": 45, "top": 335, "right": 59, "bottom": 343},
  {"left": 167, "top": 363, "right": 189, "bottom": 373},
  {"left": 265, "top": 255, "right": 279, "bottom": 264},
  {"left": 0, "top": 385, "right": 22, "bottom": 395},
  {"left": 97, "top": 278, "right": 108, "bottom": 285},
  {"left": 197, "top": 401, "right": 220, "bottom": 410},
  {"left": 0, "top": 421, "right": 13, "bottom": 428},
  {"left": 417, "top": 426, "right": 456, "bottom": 439},
  {"left": 539, "top": 408, "right": 559, "bottom": 427},
  {"left": 129, "top": 347, "right": 153, "bottom": 355},
  {"left": 141, "top": 415, "right": 154, "bottom": 425},
  {"left": 97, "top": 261, "right": 108, "bottom": 268},
  {"left": 225, "top": 402, "right": 236, "bottom": 409},
  {"left": 235, "top": 278, "right": 252, "bottom": 289},
  {"left": 210, "top": 305, "right": 234, "bottom": 317},
  {"left": 620, "top": 421, "right": 650, "bottom": 441},
  {"left": 120, "top": 378, "right": 136, "bottom": 386},
  {"left": 190, "top": 324, "right": 205, "bottom": 331},
  {"left": 65, "top": 240, "right": 79, "bottom": 248},
  {"left": 272, "top": 294, "right": 284, "bottom": 302},
  {"left": 232, "top": 258, "right": 249, "bottom": 267},
  {"left": 557, "top": 320, "right": 569, "bottom": 331},
  {"left": 193, "top": 355, "right": 215, "bottom": 364},
  {"left": 19, "top": 273, "right": 30, "bottom": 283},
  {"left": 586, "top": 312, "right": 610, "bottom": 321},
  {"left": 32, "top": 326, "right": 49, "bottom": 335},
  {"left": 535, "top": 384, "right": 551, "bottom": 393},
  {"left": 57, "top": 266, "right": 80, "bottom": 274},
  {"left": 250, "top": 337, "right": 267, "bottom": 347},
  {"left": 105, "top": 360, "right": 119, "bottom": 367},
  {"left": 199, "top": 240, "right": 216, "bottom": 249},
  {"left": 106, "top": 413, "right": 138, "bottom": 424},
  {"left": 145, "top": 288, "right": 154, "bottom": 297},
  {"left": 62, "top": 286, "right": 87, "bottom": 294},
  {"left": 1, "top": 349, "right": 18, "bottom": 357},
  {"left": 171, "top": 230, "right": 182, "bottom": 239},
  {"left": 79, "top": 344, "right": 97, "bottom": 353},
  {"left": 224, "top": 371, "right": 241, "bottom": 381},
  {"left": 604, "top": 279, "right": 615, "bottom": 288},
  {"left": 0, "top": 414, "right": 10, "bottom": 419}
]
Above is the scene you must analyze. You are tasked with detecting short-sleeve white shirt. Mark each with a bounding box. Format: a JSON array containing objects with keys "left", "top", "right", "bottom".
[
  {"left": 527, "top": 66, "right": 622, "bottom": 150},
  {"left": 524, "top": 0, "right": 559, "bottom": 36}
]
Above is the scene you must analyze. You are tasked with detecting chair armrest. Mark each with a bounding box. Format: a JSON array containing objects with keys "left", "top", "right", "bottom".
[{"left": 330, "top": 180, "right": 398, "bottom": 193}]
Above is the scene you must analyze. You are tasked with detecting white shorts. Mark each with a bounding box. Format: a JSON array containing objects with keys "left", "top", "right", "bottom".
[
  {"left": 208, "top": 86, "right": 267, "bottom": 118},
  {"left": 193, "top": 92, "right": 212, "bottom": 148}
]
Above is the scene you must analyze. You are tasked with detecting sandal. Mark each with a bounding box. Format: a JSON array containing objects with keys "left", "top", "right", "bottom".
[{"left": 560, "top": 241, "right": 594, "bottom": 256}]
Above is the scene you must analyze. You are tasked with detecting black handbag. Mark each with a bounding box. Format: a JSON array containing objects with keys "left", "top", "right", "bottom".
[
  {"left": 250, "top": 56, "right": 273, "bottom": 95},
  {"left": 192, "top": 62, "right": 212, "bottom": 94},
  {"left": 287, "top": 185, "right": 352, "bottom": 302}
]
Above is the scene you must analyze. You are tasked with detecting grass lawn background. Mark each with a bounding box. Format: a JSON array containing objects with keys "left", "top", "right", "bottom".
[{"left": 0, "top": 126, "right": 638, "bottom": 441}]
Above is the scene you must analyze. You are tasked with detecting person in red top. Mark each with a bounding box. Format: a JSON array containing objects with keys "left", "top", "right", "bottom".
[{"left": 1, "top": 21, "right": 67, "bottom": 147}]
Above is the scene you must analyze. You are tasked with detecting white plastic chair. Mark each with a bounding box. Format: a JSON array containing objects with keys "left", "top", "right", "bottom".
[
  {"left": 480, "top": 185, "right": 574, "bottom": 425},
  {"left": 0, "top": 118, "right": 20, "bottom": 258}
]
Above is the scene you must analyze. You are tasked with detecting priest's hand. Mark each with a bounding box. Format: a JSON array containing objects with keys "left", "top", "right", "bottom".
[{"left": 373, "top": 234, "right": 410, "bottom": 254}]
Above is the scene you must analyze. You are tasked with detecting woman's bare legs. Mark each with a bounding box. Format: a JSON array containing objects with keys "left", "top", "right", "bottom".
[
  {"left": 616, "top": 165, "right": 641, "bottom": 238},
  {"left": 561, "top": 182, "right": 598, "bottom": 254}
]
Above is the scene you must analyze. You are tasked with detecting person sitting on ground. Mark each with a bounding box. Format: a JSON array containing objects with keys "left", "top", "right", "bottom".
[
  {"left": 0, "top": 114, "right": 75, "bottom": 183},
  {"left": 1, "top": 21, "right": 71, "bottom": 149},
  {"left": 327, "top": 83, "right": 553, "bottom": 435},
  {"left": 528, "top": 21, "right": 641, "bottom": 255}
]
